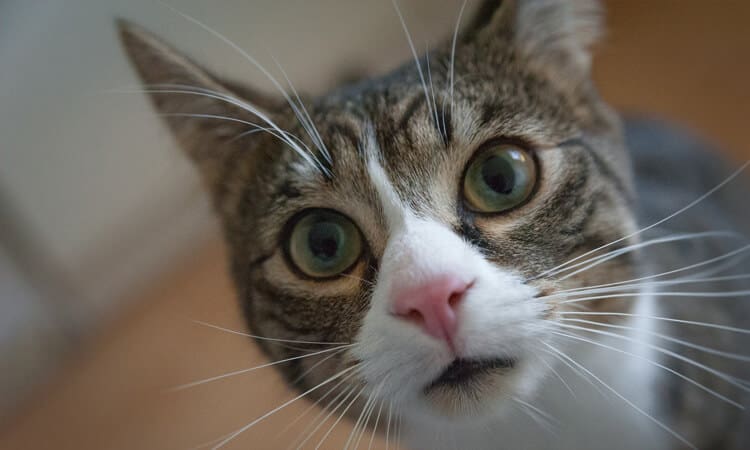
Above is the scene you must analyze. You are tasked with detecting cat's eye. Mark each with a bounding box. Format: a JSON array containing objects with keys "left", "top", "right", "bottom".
[
  {"left": 462, "top": 143, "right": 537, "bottom": 213},
  {"left": 287, "top": 209, "right": 363, "bottom": 279}
]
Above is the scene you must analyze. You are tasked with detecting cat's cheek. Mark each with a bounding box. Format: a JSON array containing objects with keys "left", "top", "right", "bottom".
[{"left": 455, "top": 280, "right": 547, "bottom": 358}]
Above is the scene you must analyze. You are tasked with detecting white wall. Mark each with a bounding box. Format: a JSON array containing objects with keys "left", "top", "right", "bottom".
[{"left": 0, "top": 0, "right": 459, "bottom": 323}]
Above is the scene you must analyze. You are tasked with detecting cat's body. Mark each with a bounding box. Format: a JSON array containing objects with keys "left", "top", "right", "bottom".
[
  {"left": 118, "top": 1, "right": 750, "bottom": 448},
  {"left": 626, "top": 119, "right": 750, "bottom": 450}
]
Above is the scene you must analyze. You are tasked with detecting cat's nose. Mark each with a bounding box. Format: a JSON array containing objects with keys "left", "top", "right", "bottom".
[{"left": 390, "top": 274, "right": 470, "bottom": 345}]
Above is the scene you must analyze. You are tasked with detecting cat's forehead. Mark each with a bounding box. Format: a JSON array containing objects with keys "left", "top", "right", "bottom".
[{"left": 281, "top": 69, "right": 580, "bottom": 205}]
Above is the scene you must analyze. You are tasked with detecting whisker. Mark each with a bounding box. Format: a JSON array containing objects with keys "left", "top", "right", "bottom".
[
  {"left": 391, "top": 0, "right": 440, "bottom": 134},
  {"left": 348, "top": 382, "right": 383, "bottom": 450},
  {"left": 549, "top": 329, "right": 743, "bottom": 408},
  {"left": 560, "top": 318, "right": 750, "bottom": 361},
  {"left": 559, "top": 288, "right": 750, "bottom": 306},
  {"left": 395, "top": 404, "right": 404, "bottom": 450},
  {"left": 228, "top": 125, "right": 310, "bottom": 149},
  {"left": 542, "top": 342, "right": 697, "bottom": 449},
  {"left": 286, "top": 379, "right": 354, "bottom": 449},
  {"left": 385, "top": 401, "right": 393, "bottom": 450},
  {"left": 290, "top": 384, "right": 356, "bottom": 450},
  {"left": 356, "top": 392, "right": 383, "bottom": 450},
  {"left": 187, "top": 431, "right": 237, "bottom": 450},
  {"left": 170, "top": 344, "right": 354, "bottom": 392},
  {"left": 514, "top": 397, "right": 558, "bottom": 424},
  {"left": 449, "top": 0, "right": 468, "bottom": 116},
  {"left": 115, "top": 87, "right": 325, "bottom": 171},
  {"left": 424, "top": 46, "right": 443, "bottom": 142},
  {"left": 191, "top": 320, "right": 348, "bottom": 345},
  {"left": 269, "top": 52, "right": 332, "bottom": 165},
  {"left": 539, "top": 346, "right": 606, "bottom": 397},
  {"left": 550, "top": 246, "right": 750, "bottom": 300},
  {"left": 159, "top": 2, "right": 333, "bottom": 171},
  {"left": 158, "top": 112, "right": 314, "bottom": 155},
  {"left": 512, "top": 397, "right": 558, "bottom": 434},
  {"left": 559, "top": 311, "right": 750, "bottom": 335},
  {"left": 128, "top": 83, "right": 313, "bottom": 153},
  {"left": 340, "top": 273, "right": 376, "bottom": 287},
  {"left": 557, "top": 323, "right": 750, "bottom": 393},
  {"left": 160, "top": 112, "right": 260, "bottom": 127},
  {"left": 344, "top": 387, "right": 375, "bottom": 450},
  {"left": 278, "top": 370, "right": 357, "bottom": 445},
  {"left": 552, "top": 273, "right": 750, "bottom": 297},
  {"left": 545, "top": 244, "right": 750, "bottom": 302},
  {"left": 293, "top": 384, "right": 363, "bottom": 450},
  {"left": 314, "top": 384, "right": 367, "bottom": 450},
  {"left": 674, "top": 251, "right": 750, "bottom": 280},
  {"left": 211, "top": 363, "right": 360, "bottom": 449},
  {"left": 157, "top": 107, "right": 311, "bottom": 148},
  {"left": 553, "top": 231, "right": 744, "bottom": 281},
  {"left": 536, "top": 161, "right": 750, "bottom": 280},
  {"left": 538, "top": 355, "right": 577, "bottom": 400},
  {"left": 291, "top": 347, "right": 349, "bottom": 386},
  {"left": 513, "top": 403, "right": 549, "bottom": 435},
  {"left": 367, "top": 400, "right": 385, "bottom": 450}
]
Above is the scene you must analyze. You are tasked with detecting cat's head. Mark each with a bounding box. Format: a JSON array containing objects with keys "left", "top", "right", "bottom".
[{"left": 120, "top": 0, "right": 638, "bottom": 426}]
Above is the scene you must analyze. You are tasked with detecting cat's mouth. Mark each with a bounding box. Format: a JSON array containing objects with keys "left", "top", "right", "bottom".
[{"left": 425, "top": 357, "right": 517, "bottom": 392}]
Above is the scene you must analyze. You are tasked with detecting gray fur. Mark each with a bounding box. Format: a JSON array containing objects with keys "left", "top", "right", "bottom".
[{"left": 628, "top": 118, "right": 750, "bottom": 449}]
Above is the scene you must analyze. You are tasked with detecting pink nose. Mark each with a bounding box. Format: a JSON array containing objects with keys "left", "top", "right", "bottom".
[{"left": 391, "top": 274, "right": 470, "bottom": 344}]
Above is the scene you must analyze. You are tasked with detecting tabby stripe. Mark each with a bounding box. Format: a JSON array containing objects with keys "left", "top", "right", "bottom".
[
  {"left": 561, "top": 137, "right": 633, "bottom": 203},
  {"left": 329, "top": 123, "right": 364, "bottom": 160},
  {"left": 441, "top": 107, "right": 454, "bottom": 147},
  {"left": 478, "top": 100, "right": 505, "bottom": 129},
  {"left": 397, "top": 94, "right": 426, "bottom": 134}
]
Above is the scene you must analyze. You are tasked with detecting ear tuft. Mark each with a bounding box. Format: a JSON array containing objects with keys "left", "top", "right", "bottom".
[
  {"left": 466, "top": 0, "right": 603, "bottom": 76},
  {"left": 515, "top": 0, "right": 603, "bottom": 72}
]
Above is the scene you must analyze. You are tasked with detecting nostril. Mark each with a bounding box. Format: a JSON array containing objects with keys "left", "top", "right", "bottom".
[
  {"left": 448, "top": 279, "right": 473, "bottom": 307},
  {"left": 448, "top": 290, "right": 464, "bottom": 307},
  {"left": 406, "top": 308, "right": 423, "bottom": 323}
]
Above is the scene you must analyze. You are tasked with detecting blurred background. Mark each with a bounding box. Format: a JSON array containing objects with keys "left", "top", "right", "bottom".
[{"left": 0, "top": 0, "right": 748, "bottom": 448}]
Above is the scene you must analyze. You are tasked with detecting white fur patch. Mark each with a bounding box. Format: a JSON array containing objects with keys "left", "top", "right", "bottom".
[
  {"left": 356, "top": 140, "right": 548, "bottom": 426},
  {"left": 366, "top": 158, "right": 406, "bottom": 232}
]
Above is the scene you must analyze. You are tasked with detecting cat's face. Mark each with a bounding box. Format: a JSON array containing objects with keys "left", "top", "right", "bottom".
[{"left": 121, "top": 0, "right": 638, "bottom": 427}]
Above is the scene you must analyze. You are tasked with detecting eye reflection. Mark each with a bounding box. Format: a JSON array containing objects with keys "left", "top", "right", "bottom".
[{"left": 463, "top": 144, "right": 537, "bottom": 213}]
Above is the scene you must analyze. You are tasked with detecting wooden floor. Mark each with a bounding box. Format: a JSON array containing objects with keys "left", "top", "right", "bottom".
[{"left": 1, "top": 2, "right": 749, "bottom": 449}]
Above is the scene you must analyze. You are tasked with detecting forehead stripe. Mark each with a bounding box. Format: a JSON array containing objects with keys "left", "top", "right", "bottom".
[{"left": 363, "top": 123, "right": 407, "bottom": 231}]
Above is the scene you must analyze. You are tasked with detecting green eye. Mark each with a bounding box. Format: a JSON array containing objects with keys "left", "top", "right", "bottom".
[
  {"left": 463, "top": 144, "right": 537, "bottom": 213},
  {"left": 287, "top": 210, "right": 363, "bottom": 278}
]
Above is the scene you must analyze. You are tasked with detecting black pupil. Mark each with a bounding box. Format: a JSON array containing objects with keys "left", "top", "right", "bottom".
[
  {"left": 481, "top": 154, "right": 515, "bottom": 194},
  {"left": 308, "top": 222, "right": 340, "bottom": 261}
]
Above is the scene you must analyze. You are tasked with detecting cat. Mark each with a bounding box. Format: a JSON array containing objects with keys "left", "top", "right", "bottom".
[{"left": 118, "top": 0, "right": 750, "bottom": 448}]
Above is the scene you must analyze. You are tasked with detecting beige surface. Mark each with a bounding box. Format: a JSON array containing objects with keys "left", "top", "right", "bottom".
[
  {"left": 1, "top": 2, "right": 749, "bottom": 450},
  {"left": 0, "top": 242, "right": 387, "bottom": 450},
  {"left": 595, "top": 1, "right": 750, "bottom": 162}
]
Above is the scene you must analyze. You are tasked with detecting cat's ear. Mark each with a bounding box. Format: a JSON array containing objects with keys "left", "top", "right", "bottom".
[
  {"left": 464, "top": 0, "right": 602, "bottom": 77},
  {"left": 117, "top": 19, "right": 277, "bottom": 188}
]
